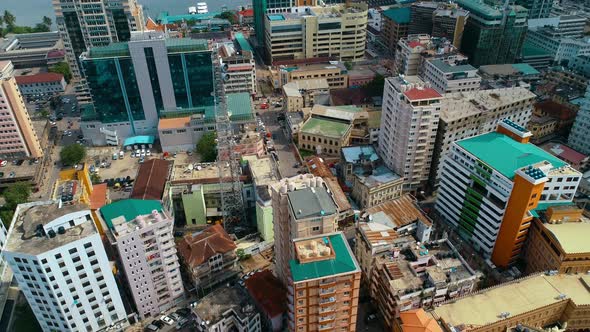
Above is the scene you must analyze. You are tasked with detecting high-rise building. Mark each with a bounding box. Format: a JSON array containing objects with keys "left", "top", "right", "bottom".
[
  {"left": 421, "top": 57, "right": 481, "bottom": 94},
  {"left": 436, "top": 120, "right": 582, "bottom": 267},
  {"left": 378, "top": 76, "right": 441, "bottom": 193},
  {"left": 53, "top": 0, "right": 144, "bottom": 79},
  {"left": 526, "top": 16, "right": 590, "bottom": 65},
  {"left": 409, "top": 2, "right": 469, "bottom": 49},
  {"left": 431, "top": 87, "right": 536, "bottom": 186},
  {"left": 80, "top": 31, "right": 214, "bottom": 145},
  {"left": 99, "top": 200, "right": 184, "bottom": 319},
  {"left": 569, "top": 85, "right": 590, "bottom": 155},
  {"left": 516, "top": 0, "right": 553, "bottom": 19},
  {"left": 395, "top": 34, "right": 461, "bottom": 76},
  {"left": 271, "top": 174, "right": 340, "bottom": 284},
  {"left": 220, "top": 35, "right": 257, "bottom": 95},
  {"left": 288, "top": 232, "right": 361, "bottom": 331},
  {"left": 264, "top": 3, "right": 368, "bottom": 64},
  {"left": 457, "top": 0, "right": 528, "bottom": 66},
  {"left": 0, "top": 61, "right": 43, "bottom": 159},
  {"left": 381, "top": 8, "right": 411, "bottom": 55},
  {"left": 2, "top": 201, "right": 129, "bottom": 332}
]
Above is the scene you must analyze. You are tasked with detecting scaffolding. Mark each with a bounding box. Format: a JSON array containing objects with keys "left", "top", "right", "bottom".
[{"left": 211, "top": 45, "right": 246, "bottom": 228}]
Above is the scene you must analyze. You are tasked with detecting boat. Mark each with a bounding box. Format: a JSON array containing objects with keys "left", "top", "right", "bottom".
[{"left": 188, "top": 2, "right": 208, "bottom": 14}]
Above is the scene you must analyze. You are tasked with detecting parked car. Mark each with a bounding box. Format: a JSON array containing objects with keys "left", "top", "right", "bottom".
[
  {"left": 145, "top": 324, "right": 159, "bottom": 331},
  {"left": 160, "top": 315, "right": 174, "bottom": 325},
  {"left": 0, "top": 160, "right": 7, "bottom": 167},
  {"left": 153, "top": 320, "right": 165, "bottom": 329},
  {"left": 170, "top": 313, "right": 181, "bottom": 321},
  {"left": 175, "top": 318, "right": 189, "bottom": 330},
  {"left": 175, "top": 308, "right": 190, "bottom": 317}
]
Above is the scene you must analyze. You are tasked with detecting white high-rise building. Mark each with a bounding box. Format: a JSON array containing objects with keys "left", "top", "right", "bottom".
[
  {"left": 2, "top": 201, "right": 128, "bottom": 332},
  {"left": 378, "top": 76, "right": 441, "bottom": 193},
  {"left": 53, "top": 0, "right": 145, "bottom": 78}
]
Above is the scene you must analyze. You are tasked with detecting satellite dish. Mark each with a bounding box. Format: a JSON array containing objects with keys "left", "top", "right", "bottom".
[{"left": 188, "top": 164, "right": 194, "bottom": 170}]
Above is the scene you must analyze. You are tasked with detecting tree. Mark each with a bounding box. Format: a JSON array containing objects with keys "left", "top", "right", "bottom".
[
  {"left": 42, "top": 16, "right": 52, "bottom": 28},
  {"left": 3, "top": 11, "right": 15, "bottom": 30},
  {"left": 363, "top": 74, "right": 385, "bottom": 97},
  {"left": 34, "top": 23, "right": 50, "bottom": 32},
  {"left": 60, "top": 144, "right": 86, "bottom": 166},
  {"left": 344, "top": 61, "right": 353, "bottom": 70},
  {"left": 0, "top": 182, "right": 31, "bottom": 226},
  {"left": 49, "top": 62, "right": 72, "bottom": 83},
  {"left": 196, "top": 132, "right": 217, "bottom": 162},
  {"left": 215, "top": 11, "right": 237, "bottom": 25},
  {"left": 90, "top": 173, "right": 102, "bottom": 184}
]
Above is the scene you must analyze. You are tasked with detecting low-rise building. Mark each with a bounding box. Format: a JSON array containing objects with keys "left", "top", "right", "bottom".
[
  {"left": 478, "top": 63, "right": 541, "bottom": 89},
  {"left": 382, "top": 8, "right": 411, "bottom": 55},
  {"left": 525, "top": 204, "right": 590, "bottom": 274},
  {"left": 100, "top": 199, "right": 184, "bottom": 319},
  {"left": 288, "top": 232, "right": 361, "bottom": 332},
  {"left": 533, "top": 99, "right": 578, "bottom": 133},
  {"left": 370, "top": 238, "right": 478, "bottom": 330},
  {"left": 422, "top": 57, "right": 480, "bottom": 94},
  {"left": 286, "top": 111, "right": 304, "bottom": 139},
  {"left": 272, "top": 61, "right": 348, "bottom": 89},
  {"left": 0, "top": 32, "right": 65, "bottom": 68},
  {"left": 430, "top": 273, "right": 590, "bottom": 332},
  {"left": 177, "top": 225, "right": 239, "bottom": 291},
  {"left": 348, "top": 67, "right": 377, "bottom": 88},
  {"left": 243, "top": 155, "right": 278, "bottom": 242},
  {"left": 15, "top": 72, "right": 66, "bottom": 97},
  {"left": 542, "top": 142, "right": 589, "bottom": 171},
  {"left": 131, "top": 159, "right": 171, "bottom": 201},
  {"left": 244, "top": 270, "right": 286, "bottom": 332},
  {"left": 283, "top": 78, "right": 329, "bottom": 113},
  {"left": 528, "top": 115, "right": 558, "bottom": 142},
  {"left": 192, "top": 285, "right": 261, "bottom": 332}
]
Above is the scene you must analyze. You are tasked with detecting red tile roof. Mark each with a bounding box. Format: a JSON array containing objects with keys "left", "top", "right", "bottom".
[
  {"left": 244, "top": 270, "right": 286, "bottom": 318},
  {"left": 130, "top": 159, "right": 170, "bottom": 200},
  {"left": 239, "top": 9, "right": 254, "bottom": 17},
  {"left": 400, "top": 309, "right": 442, "bottom": 332},
  {"left": 15, "top": 72, "right": 64, "bottom": 84},
  {"left": 403, "top": 87, "right": 442, "bottom": 101},
  {"left": 407, "top": 41, "right": 424, "bottom": 49},
  {"left": 543, "top": 143, "right": 588, "bottom": 164},
  {"left": 534, "top": 100, "right": 577, "bottom": 121},
  {"left": 89, "top": 183, "right": 107, "bottom": 210},
  {"left": 177, "top": 225, "right": 237, "bottom": 268}
]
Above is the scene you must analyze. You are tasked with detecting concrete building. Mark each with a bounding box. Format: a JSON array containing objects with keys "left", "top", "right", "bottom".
[
  {"left": 525, "top": 204, "right": 590, "bottom": 274},
  {"left": 288, "top": 232, "right": 361, "bottom": 332},
  {"left": 298, "top": 115, "right": 352, "bottom": 156},
  {"left": 355, "top": 194, "right": 433, "bottom": 280},
  {"left": 192, "top": 285, "right": 261, "bottom": 332},
  {"left": 526, "top": 29, "right": 590, "bottom": 65},
  {"left": 15, "top": 73, "right": 66, "bottom": 97},
  {"left": 542, "top": 143, "right": 589, "bottom": 171},
  {"left": 370, "top": 238, "right": 478, "bottom": 331},
  {"left": 177, "top": 225, "right": 239, "bottom": 291},
  {"left": 243, "top": 155, "right": 278, "bottom": 242},
  {"left": 432, "top": 87, "right": 536, "bottom": 186},
  {"left": 381, "top": 8, "right": 410, "bottom": 55},
  {"left": 272, "top": 61, "right": 348, "bottom": 89},
  {"left": 80, "top": 32, "right": 214, "bottom": 146},
  {"left": 0, "top": 32, "right": 65, "bottom": 68},
  {"left": 528, "top": 115, "right": 558, "bottom": 142},
  {"left": 457, "top": 0, "right": 528, "bottom": 66},
  {"left": 219, "top": 41, "right": 256, "bottom": 95},
  {"left": 264, "top": 3, "right": 368, "bottom": 64},
  {"left": 421, "top": 57, "right": 481, "bottom": 94},
  {"left": 395, "top": 34, "right": 461, "bottom": 77},
  {"left": 2, "top": 201, "right": 129, "bottom": 332},
  {"left": 478, "top": 63, "right": 541, "bottom": 89},
  {"left": 430, "top": 273, "right": 590, "bottom": 332},
  {"left": 408, "top": 2, "right": 469, "bottom": 49},
  {"left": 271, "top": 174, "right": 340, "bottom": 285},
  {"left": 99, "top": 200, "right": 184, "bottom": 319},
  {"left": 244, "top": 270, "right": 286, "bottom": 332},
  {"left": 517, "top": 0, "right": 554, "bottom": 19},
  {"left": 283, "top": 79, "right": 329, "bottom": 113},
  {"left": 528, "top": 15, "right": 587, "bottom": 39},
  {"left": 0, "top": 61, "right": 44, "bottom": 159},
  {"left": 341, "top": 145, "right": 403, "bottom": 209},
  {"left": 379, "top": 76, "right": 442, "bottom": 193},
  {"left": 53, "top": 0, "right": 144, "bottom": 78},
  {"left": 436, "top": 120, "right": 582, "bottom": 267},
  {"left": 569, "top": 85, "right": 590, "bottom": 155}
]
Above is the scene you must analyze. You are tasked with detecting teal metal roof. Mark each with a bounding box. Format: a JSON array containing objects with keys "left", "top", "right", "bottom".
[
  {"left": 268, "top": 14, "right": 285, "bottom": 21},
  {"left": 88, "top": 42, "right": 130, "bottom": 58},
  {"left": 100, "top": 199, "right": 163, "bottom": 230},
  {"left": 382, "top": 8, "right": 411, "bottom": 24},
  {"left": 456, "top": 132, "right": 567, "bottom": 180},
  {"left": 511, "top": 63, "right": 540, "bottom": 76},
  {"left": 234, "top": 32, "right": 253, "bottom": 53},
  {"left": 521, "top": 42, "right": 551, "bottom": 57},
  {"left": 123, "top": 135, "right": 155, "bottom": 147},
  {"left": 289, "top": 233, "right": 359, "bottom": 282},
  {"left": 165, "top": 38, "right": 209, "bottom": 53},
  {"left": 531, "top": 202, "right": 577, "bottom": 218},
  {"left": 226, "top": 93, "right": 254, "bottom": 121},
  {"left": 430, "top": 59, "right": 477, "bottom": 73},
  {"left": 157, "top": 11, "right": 220, "bottom": 24}
]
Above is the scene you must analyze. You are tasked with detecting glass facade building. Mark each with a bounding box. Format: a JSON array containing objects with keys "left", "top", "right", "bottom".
[{"left": 81, "top": 37, "right": 214, "bottom": 133}]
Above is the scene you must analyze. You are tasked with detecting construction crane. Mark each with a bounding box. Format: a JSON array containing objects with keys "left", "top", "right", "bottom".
[{"left": 211, "top": 44, "right": 245, "bottom": 228}]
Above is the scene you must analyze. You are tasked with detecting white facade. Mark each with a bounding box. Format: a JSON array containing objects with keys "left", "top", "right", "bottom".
[
  {"left": 378, "top": 76, "right": 441, "bottom": 192},
  {"left": 421, "top": 58, "right": 481, "bottom": 94},
  {"left": 568, "top": 85, "right": 590, "bottom": 155},
  {"left": 108, "top": 209, "right": 184, "bottom": 319},
  {"left": 395, "top": 34, "right": 459, "bottom": 76},
  {"left": 15, "top": 76, "right": 67, "bottom": 96},
  {"left": 2, "top": 201, "right": 128, "bottom": 332},
  {"left": 526, "top": 28, "right": 590, "bottom": 64}
]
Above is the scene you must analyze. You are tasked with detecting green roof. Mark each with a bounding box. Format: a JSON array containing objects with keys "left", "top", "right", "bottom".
[
  {"left": 100, "top": 199, "right": 163, "bottom": 230},
  {"left": 456, "top": 132, "right": 567, "bottom": 180},
  {"left": 522, "top": 42, "right": 551, "bottom": 57},
  {"left": 234, "top": 32, "right": 253, "bottom": 53},
  {"left": 226, "top": 93, "right": 254, "bottom": 121},
  {"left": 88, "top": 42, "right": 130, "bottom": 58},
  {"left": 157, "top": 11, "right": 220, "bottom": 24},
  {"left": 289, "top": 233, "right": 359, "bottom": 282},
  {"left": 382, "top": 8, "right": 411, "bottom": 24},
  {"left": 123, "top": 135, "right": 155, "bottom": 147},
  {"left": 165, "top": 38, "right": 209, "bottom": 53},
  {"left": 511, "top": 63, "right": 540, "bottom": 76},
  {"left": 301, "top": 118, "right": 351, "bottom": 138}
]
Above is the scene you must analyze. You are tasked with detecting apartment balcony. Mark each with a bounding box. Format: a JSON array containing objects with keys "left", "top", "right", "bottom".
[
  {"left": 318, "top": 315, "right": 336, "bottom": 323},
  {"left": 319, "top": 288, "right": 336, "bottom": 296},
  {"left": 319, "top": 306, "right": 335, "bottom": 314},
  {"left": 319, "top": 323, "right": 335, "bottom": 331},
  {"left": 319, "top": 297, "right": 336, "bottom": 305},
  {"left": 319, "top": 280, "right": 336, "bottom": 287}
]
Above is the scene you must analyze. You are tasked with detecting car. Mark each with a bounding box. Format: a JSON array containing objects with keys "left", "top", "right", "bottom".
[
  {"left": 77, "top": 134, "right": 84, "bottom": 139},
  {"left": 0, "top": 160, "right": 7, "bottom": 167},
  {"left": 140, "top": 151, "right": 146, "bottom": 157},
  {"left": 130, "top": 152, "right": 135, "bottom": 158},
  {"left": 160, "top": 315, "right": 174, "bottom": 325},
  {"left": 119, "top": 151, "right": 124, "bottom": 158},
  {"left": 365, "top": 313, "right": 378, "bottom": 323},
  {"left": 175, "top": 318, "right": 189, "bottom": 330},
  {"left": 139, "top": 157, "right": 145, "bottom": 164},
  {"left": 174, "top": 231, "right": 185, "bottom": 237},
  {"left": 238, "top": 280, "right": 245, "bottom": 286},
  {"left": 146, "top": 150, "right": 151, "bottom": 156},
  {"left": 112, "top": 153, "right": 118, "bottom": 160},
  {"left": 260, "top": 103, "right": 268, "bottom": 109},
  {"left": 144, "top": 324, "right": 159, "bottom": 331},
  {"left": 170, "top": 313, "right": 181, "bottom": 321},
  {"left": 8, "top": 171, "right": 15, "bottom": 178},
  {"left": 175, "top": 308, "right": 191, "bottom": 317},
  {"left": 153, "top": 320, "right": 165, "bottom": 329}
]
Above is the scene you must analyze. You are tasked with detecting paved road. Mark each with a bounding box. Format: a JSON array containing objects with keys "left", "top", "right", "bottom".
[{"left": 258, "top": 106, "right": 300, "bottom": 178}]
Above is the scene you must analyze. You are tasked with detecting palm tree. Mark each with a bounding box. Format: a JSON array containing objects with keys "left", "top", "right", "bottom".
[
  {"left": 3, "top": 11, "right": 15, "bottom": 30},
  {"left": 42, "top": 16, "right": 52, "bottom": 28}
]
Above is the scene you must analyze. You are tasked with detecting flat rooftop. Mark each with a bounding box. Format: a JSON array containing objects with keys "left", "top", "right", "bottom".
[
  {"left": 290, "top": 232, "right": 360, "bottom": 282},
  {"left": 311, "top": 104, "right": 363, "bottom": 122},
  {"left": 287, "top": 187, "right": 338, "bottom": 220},
  {"left": 456, "top": 132, "right": 567, "bottom": 180},
  {"left": 429, "top": 59, "right": 476, "bottom": 73},
  {"left": 544, "top": 220, "right": 590, "bottom": 254},
  {"left": 5, "top": 201, "right": 96, "bottom": 255},
  {"left": 342, "top": 145, "right": 379, "bottom": 164},
  {"left": 99, "top": 199, "right": 163, "bottom": 230},
  {"left": 170, "top": 162, "right": 232, "bottom": 183},
  {"left": 432, "top": 274, "right": 590, "bottom": 329},
  {"left": 364, "top": 194, "right": 432, "bottom": 229},
  {"left": 300, "top": 117, "right": 351, "bottom": 139},
  {"left": 243, "top": 155, "right": 276, "bottom": 186},
  {"left": 193, "top": 286, "right": 257, "bottom": 324}
]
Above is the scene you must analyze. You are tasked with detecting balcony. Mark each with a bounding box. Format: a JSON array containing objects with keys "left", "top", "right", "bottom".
[
  {"left": 319, "top": 297, "right": 336, "bottom": 305},
  {"left": 318, "top": 323, "right": 335, "bottom": 331},
  {"left": 318, "top": 315, "right": 336, "bottom": 323},
  {"left": 319, "top": 288, "right": 336, "bottom": 296},
  {"left": 319, "top": 306, "right": 335, "bottom": 314}
]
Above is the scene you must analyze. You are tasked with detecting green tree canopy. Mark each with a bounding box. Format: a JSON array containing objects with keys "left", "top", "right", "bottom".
[
  {"left": 0, "top": 182, "right": 31, "bottom": 226},
  {"left": 42, "top": 16, "right": 52, "bottom": 28},
  {"left": 60, "top": 144, "right": 87, "bottom": 166},
  {"left": 363, "top": 74, "right": 385, "bottom": 97},
  {"left": 49, "top": 62, "right": 72, "bottom": 83},
  {"left": 215, "top": 11, "right": 237, "bottom": 25},
  {"left": 196, "top": 132, "right": 217, "bottom": 162},
  {"left": 3, "top": 11, "right": 15, "bottom": 29}
]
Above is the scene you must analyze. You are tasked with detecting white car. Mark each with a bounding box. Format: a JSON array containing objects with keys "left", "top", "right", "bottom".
[
  {"left": 160, "top": 315, "right": 174, "bottom": 326},
  {"left": 141, "top": 151, "right": 146, "bottom": 158},
  {"left": 146, "top": 150, "right": 151, "bottom": 156}
]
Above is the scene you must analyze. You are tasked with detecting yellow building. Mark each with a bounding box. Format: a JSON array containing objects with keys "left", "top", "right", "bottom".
[{"left": 273, "top": 62, "right": 349, "bottom": 89}]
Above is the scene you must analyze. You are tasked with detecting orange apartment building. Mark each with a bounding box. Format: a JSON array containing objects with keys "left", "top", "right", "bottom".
[
  {"left": 436, "top": 119, "right": 582, "bottom": 268},
  {"left": 0, "top": 61, "right": 43, "bottom": 159},
  {"left": 430, "top": 273, "right": 590, "bottom": 332},
  {"left": 525, "top": 205, "right": 590, "bottom": 275}
]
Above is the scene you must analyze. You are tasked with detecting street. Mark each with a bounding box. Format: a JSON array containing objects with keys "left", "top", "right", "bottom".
[{"left": 258, "top": 106, "right": 301, "bottom": 178}]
